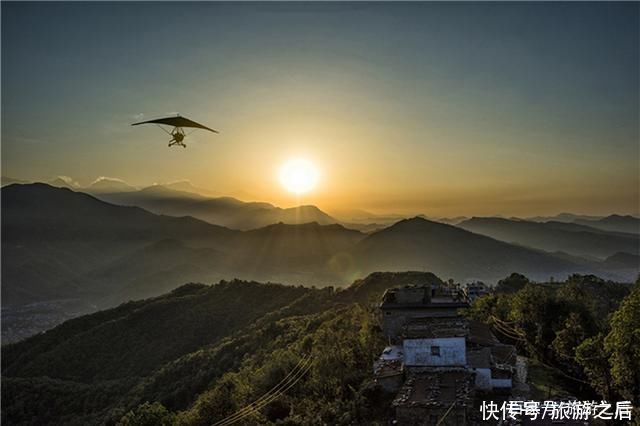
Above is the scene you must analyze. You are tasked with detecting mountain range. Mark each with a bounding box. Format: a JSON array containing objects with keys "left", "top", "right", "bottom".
[
  {"left": 2, "top": 183, "right": 236, "bottom": 307},
  {"left": 458, "top": 217, "right": 639, "bottom": 259},
  {"left": 349, "top": 216, "right": 609, "bottom": 283},
  {"left": 573, "top": 215, "right": 640, "bottom": 234},
  {"left": 526, "top": 212, "right": 640, "bottom": 234},
  {"left": 4, "top": 184, "right": 637, "bottom": 305},
  {"left": 7, "top": 175, "right": 639, "bottom": 232},
  {"left": 2, "top": 183, "right": 639, "bottom": 343},
  {"left": 43, "top": 176, "right": 138, "bottom": 193},
  {"left": 0, "top": 176, "right": 29, "bottom": 186},
  {"left": 526, "top": 212, "right": 605, "bottom": 223},
  {"left": 94, "top": 185, "right": 337, "bottom": 230}
]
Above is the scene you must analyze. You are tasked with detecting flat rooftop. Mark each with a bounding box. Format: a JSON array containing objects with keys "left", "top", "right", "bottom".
[
  {"left": 380, "top": 286, "right": 468, "bottom": 310},
  {"left": 402, "top": 316, "right": 468, "bottom": 339},
  {"left": 393, "top": 370, "right": 473, "bottom": 408},
  {"left": 380, "top": 300, "right": 469, "bottom": 310}
]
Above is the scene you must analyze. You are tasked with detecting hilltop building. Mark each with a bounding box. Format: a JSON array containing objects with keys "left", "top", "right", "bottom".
[
  {"left": 373, "top": 283, "right": 521, "bottom": 425},
  {"left": 380, "top": 285, "right": 468, "bottom": 340}
]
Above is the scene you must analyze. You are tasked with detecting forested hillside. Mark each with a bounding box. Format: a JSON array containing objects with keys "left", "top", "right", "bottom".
[
  {"left": 2, "top": 281, "right": 315, "bottom": 381},
  {"left": 466, "top": 274, "right": 638, "bottom": 409},
  {"left": 1, "top": 272, "right": 425, "bottom": 425},
  {"left": 3, "top": 271, "right": 637, "bottom": 425}
]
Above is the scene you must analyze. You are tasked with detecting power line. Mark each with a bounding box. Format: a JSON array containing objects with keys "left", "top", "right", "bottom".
[
  {"left": 212, "top": 355, "right": 310, "bottom": 426},
  {"left": 490, "top": 319, "right": 526, "bottom": 342},
  {"left": 435, "top": 400, "right": 457, "bottom": 426},
  {"left": 212, "top": 355, "right": 313, "bottom": 426},
  {"left": 489, "top": 315, "right": 527, "bottom": 341},
  {"left": 215, "top": 358, "right": 313, "bottom": 426},
  {"left": 489, "top": 316, "right": 591, "bottom": 386}
]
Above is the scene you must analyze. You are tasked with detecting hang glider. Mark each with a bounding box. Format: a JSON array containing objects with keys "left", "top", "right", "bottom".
[{"left": 132, "top": 114, "right": 219, "bottom": 148}]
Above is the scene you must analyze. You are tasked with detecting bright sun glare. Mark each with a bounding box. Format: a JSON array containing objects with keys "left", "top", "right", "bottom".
[{"left": 279, "top": 158, "right": 319, "bottom": 195}]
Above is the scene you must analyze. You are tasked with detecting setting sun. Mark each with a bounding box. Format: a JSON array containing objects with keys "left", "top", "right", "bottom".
[{"left": 279, "top": 158, "right": 319, "bottom": 194}]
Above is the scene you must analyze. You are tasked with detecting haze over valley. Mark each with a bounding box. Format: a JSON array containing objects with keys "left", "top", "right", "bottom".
[{"left": 3, "top": 179, "right": 638, "bottom": 343}]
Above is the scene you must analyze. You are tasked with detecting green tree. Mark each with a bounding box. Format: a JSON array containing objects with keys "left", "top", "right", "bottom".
[
  {"left": 604, "top": 280, "right": 640, "bottom": 404},
  {"left": 508, "top": 284, "right": 560, "bottom": 356},
  {"left": 551, "top": 312, "right": 587, "bottom": 366},
  {"left": 575, "top": 334, "right": 614, "bottom": 399},
  {"left": 495, "top": 273, "right": 530, "bottom": 294},
  {"left": 117, "top": 402, "right": 174, "bottom": 426}
]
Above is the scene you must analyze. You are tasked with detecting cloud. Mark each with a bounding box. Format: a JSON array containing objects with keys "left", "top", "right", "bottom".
[
  {"left": 56, "top": 175, "right": 80, "bottom": 187},
  {"left": 91, "top": 176, "right": 127, "bottom": 185}
]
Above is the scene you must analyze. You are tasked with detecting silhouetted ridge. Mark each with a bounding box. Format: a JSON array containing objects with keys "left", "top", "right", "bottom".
[
  {"left": 603, "top": 252, "right": 640, "bottom": 269},
  {"left": 458, "top": 216, "right": 639, "bottom": 259},
  {"left": 253, "top": 221, "right": 361, "bottom": 233},
  {"left": 95, "top": 186, "right": 337, "bottom": 230},
  {"left": 574, "top": 214, "right": 640, "bottom": 234},
  {"left": 350, "top": 215, "right": 611, "bottom": 283},
  {"left": 377, "top": 216, "right": 478, "bottom": 237},
  {"left": 2, "top": 183, "right": 235, "bottom": 243}
]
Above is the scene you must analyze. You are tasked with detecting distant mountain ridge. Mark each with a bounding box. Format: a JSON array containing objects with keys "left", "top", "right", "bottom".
[
  {"left": 1, "top": 176, "right": 29, "bottom": 186},
  {"left": 86, "top": 177, "right": 137, "bottom": 194},
  {"left": 47, "top": 177, "right": 215, "bottom": 196},
  {"left": 2, "top": 183, "right": 233, "bottom": 244},
  {"left": 3, "top": 183, "right": 638, "bottom": 342},
  {"left": 95, "top": 184, "right": 338, "bottom": 230},
  {"left": 574, "top": 215, "right": 640, "bottom": 235},
  {"left": 526, "top": 213, "right": 605, "bottom": 223},
  {"left": 458, "top": 217, "right": 639, "bottom": 259},
  {"left": 2, "top": 183, "right": 236, "bottom": 308},
  {"left": 349, "top": 217, "right": 613, "bottom": 283},
  {"left": 45, "top": 177, "right": 337, "bottom": 230},
  {"left": 4, "top": 184, "right": 635, "bottom": 302},
  {"left": 525, "top": 213, "right": 640, "bottom": 234},
  {"left": 1, "top": 183, "right": 366, "bottom": 299},
  {"left": 161, "top": 180, "right": 218, "bottom": 196}
]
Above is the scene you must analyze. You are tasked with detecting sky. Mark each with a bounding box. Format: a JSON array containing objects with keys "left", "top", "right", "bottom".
[{"left": 2, "top": 2, "right": 639, "bottom": 217}]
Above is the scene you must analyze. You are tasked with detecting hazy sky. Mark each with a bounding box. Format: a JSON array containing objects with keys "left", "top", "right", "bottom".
[{"left": 2, "top": 2, "right": 639, "bottom": 217}]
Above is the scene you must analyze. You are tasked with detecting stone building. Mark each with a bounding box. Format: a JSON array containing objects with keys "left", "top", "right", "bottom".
[
  {"left": 380, "top": 285, "right": 468, "bottom": 341},
  {"left": 375, "top": 284, "right": 521, "bottom": 425},
  {"left": 373, "top": 345, "right": 404, "bottom": 392},
  {"left": 403, "top": 337, "right": 466, "bottom": 367}
]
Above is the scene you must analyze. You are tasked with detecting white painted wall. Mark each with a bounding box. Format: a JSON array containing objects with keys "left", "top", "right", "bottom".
[{"left": 403, "top": 337, "right": 466, "bottom": 366}]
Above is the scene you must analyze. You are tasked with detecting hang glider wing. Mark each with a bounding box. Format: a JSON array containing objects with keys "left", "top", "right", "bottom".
[{"left": 132, "top": 115, "right": 219, "bottom": 133}]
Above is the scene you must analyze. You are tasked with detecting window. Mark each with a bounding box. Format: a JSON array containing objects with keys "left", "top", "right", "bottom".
[{"left": 431, "top": 346, "right": 441, "bottom": 356}]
